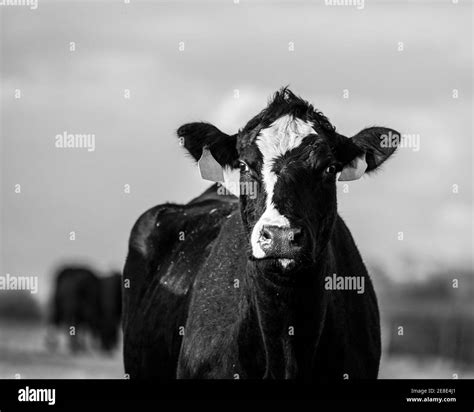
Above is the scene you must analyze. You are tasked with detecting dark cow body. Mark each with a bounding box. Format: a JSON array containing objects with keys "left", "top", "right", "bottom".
[
  {"left": 123, "top": 88, "right": 398, "bottom": 380},
  {"left": 99, "top": 272, "right": 122, "bottom": 351},
  {"left": 123, "top": 185, "right": 379, "bottom": 379},
  {"left": 51, "top": 267, "right": 122, "bottom": 353},
  {"left": 123, "top": 187, "right": 238, "bottom": 377},
  {"left": 52, "top": 267, "right": 101, "bottom": 353}
]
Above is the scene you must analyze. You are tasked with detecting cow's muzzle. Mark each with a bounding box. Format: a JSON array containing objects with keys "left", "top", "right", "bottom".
[{"left": 257, "top": 225, "right": 303, "bottom": 259}]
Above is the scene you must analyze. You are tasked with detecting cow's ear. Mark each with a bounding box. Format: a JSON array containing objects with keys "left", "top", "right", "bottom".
[
  {"left": 177, "top": 122, "right": 238, "bottom": 166},
  {"left": 338, "top": 127, "right": 400, "bottom": 181},
  {"left": 177, "top": 122, "right": 238, "bottom": 182}
]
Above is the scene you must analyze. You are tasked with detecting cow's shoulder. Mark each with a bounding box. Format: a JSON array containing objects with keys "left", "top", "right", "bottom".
[
  {"left": 125, "top": 187, "right": 238, "bottom": 297},
  {"left": 128, "top": 196, "right": 237, "bottom": 260}
]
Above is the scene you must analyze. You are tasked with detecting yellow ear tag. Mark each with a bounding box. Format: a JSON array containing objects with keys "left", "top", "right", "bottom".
[
  {"left": 198, "top": 147, "right": 224, "bottom": 182},
  {"left": 338, "top": 156, "right": 368, "bottom": 181}
]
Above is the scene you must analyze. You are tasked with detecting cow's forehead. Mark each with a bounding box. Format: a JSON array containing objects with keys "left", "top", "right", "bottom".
[
  {"left": 256, "top": 115, "right": 316, "bottom": 162},
  {"left": 238, "top": 114, "right": 321, "bottom": 166}
]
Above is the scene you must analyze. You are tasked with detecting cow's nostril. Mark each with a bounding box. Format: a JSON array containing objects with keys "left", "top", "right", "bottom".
[
  {"left": 261, "top": 227, "right": 272, "bottom": 242},
  {"left": 290, "top": 228, "right": 303, "bottom": 246}
]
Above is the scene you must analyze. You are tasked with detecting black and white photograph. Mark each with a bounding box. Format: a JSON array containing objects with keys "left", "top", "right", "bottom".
[{"left": 0, "top": 0, "right": 473, "bottom": 407}]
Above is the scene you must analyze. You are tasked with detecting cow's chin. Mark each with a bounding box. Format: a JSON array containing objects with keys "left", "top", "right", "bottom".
[
  {"left": 248, "top": 257, "right": 308, "bottom": 288},
  {"left": 250, "top": 256, "right": 301, "bottom": 275}
]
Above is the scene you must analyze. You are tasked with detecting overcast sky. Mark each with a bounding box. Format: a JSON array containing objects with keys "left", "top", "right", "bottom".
[{"left": 1, "top": 0, "right": 472, "bottom": 301}]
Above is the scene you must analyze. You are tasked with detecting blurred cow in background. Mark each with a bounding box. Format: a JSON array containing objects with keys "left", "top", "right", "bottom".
[
  {"left": 98, "top": 271, "right": 122, "bottom": 352},
  {"left": 48, "top": 266, "right": 122, "bottom": 354}
]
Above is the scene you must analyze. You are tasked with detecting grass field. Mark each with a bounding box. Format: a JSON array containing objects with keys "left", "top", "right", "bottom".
[{"left": 0, "top": 320, "right": 123, "bottom": 379}]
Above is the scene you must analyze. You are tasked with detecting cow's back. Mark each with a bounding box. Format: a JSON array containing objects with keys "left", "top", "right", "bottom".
[{"left": 122, "top": 185, "right": 238, "bottom": 378}]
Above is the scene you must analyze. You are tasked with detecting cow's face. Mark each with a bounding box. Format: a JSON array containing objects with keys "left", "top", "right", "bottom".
[
  {"left": 178, "top": 89, "right": 399, "bottom": 272},
  {"left": 237, "top": 115, "right": 342, "bottom": 270}
]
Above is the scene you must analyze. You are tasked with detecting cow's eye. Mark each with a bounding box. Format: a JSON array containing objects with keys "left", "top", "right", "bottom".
[
  {"left": 325, "top": 164, "right": 338, "bottom": 175},
  {"left": 239, "top": 161, "right": 250, "bottom": 173}
]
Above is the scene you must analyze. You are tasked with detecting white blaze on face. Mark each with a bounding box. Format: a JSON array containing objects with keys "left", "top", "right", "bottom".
[{"left": 251, "top": 115, "right": 316, "bottom": 259}]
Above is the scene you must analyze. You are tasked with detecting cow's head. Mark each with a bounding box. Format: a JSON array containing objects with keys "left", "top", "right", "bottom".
[{"left": 178, "top": 88, "right": 399, "bottom": 272}]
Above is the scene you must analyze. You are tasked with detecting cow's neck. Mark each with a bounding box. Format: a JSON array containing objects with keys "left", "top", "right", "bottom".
[{"left": 238, "top": 256, "right": 331, "bottom": 379}]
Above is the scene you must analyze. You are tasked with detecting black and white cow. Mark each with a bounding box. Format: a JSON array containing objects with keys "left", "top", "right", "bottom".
[
  {"left": 51, "top": 267, "right": 122, "bottom": 353},
  {"left": 123, "top": 88, "right": 399, "bottom": 380}
]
